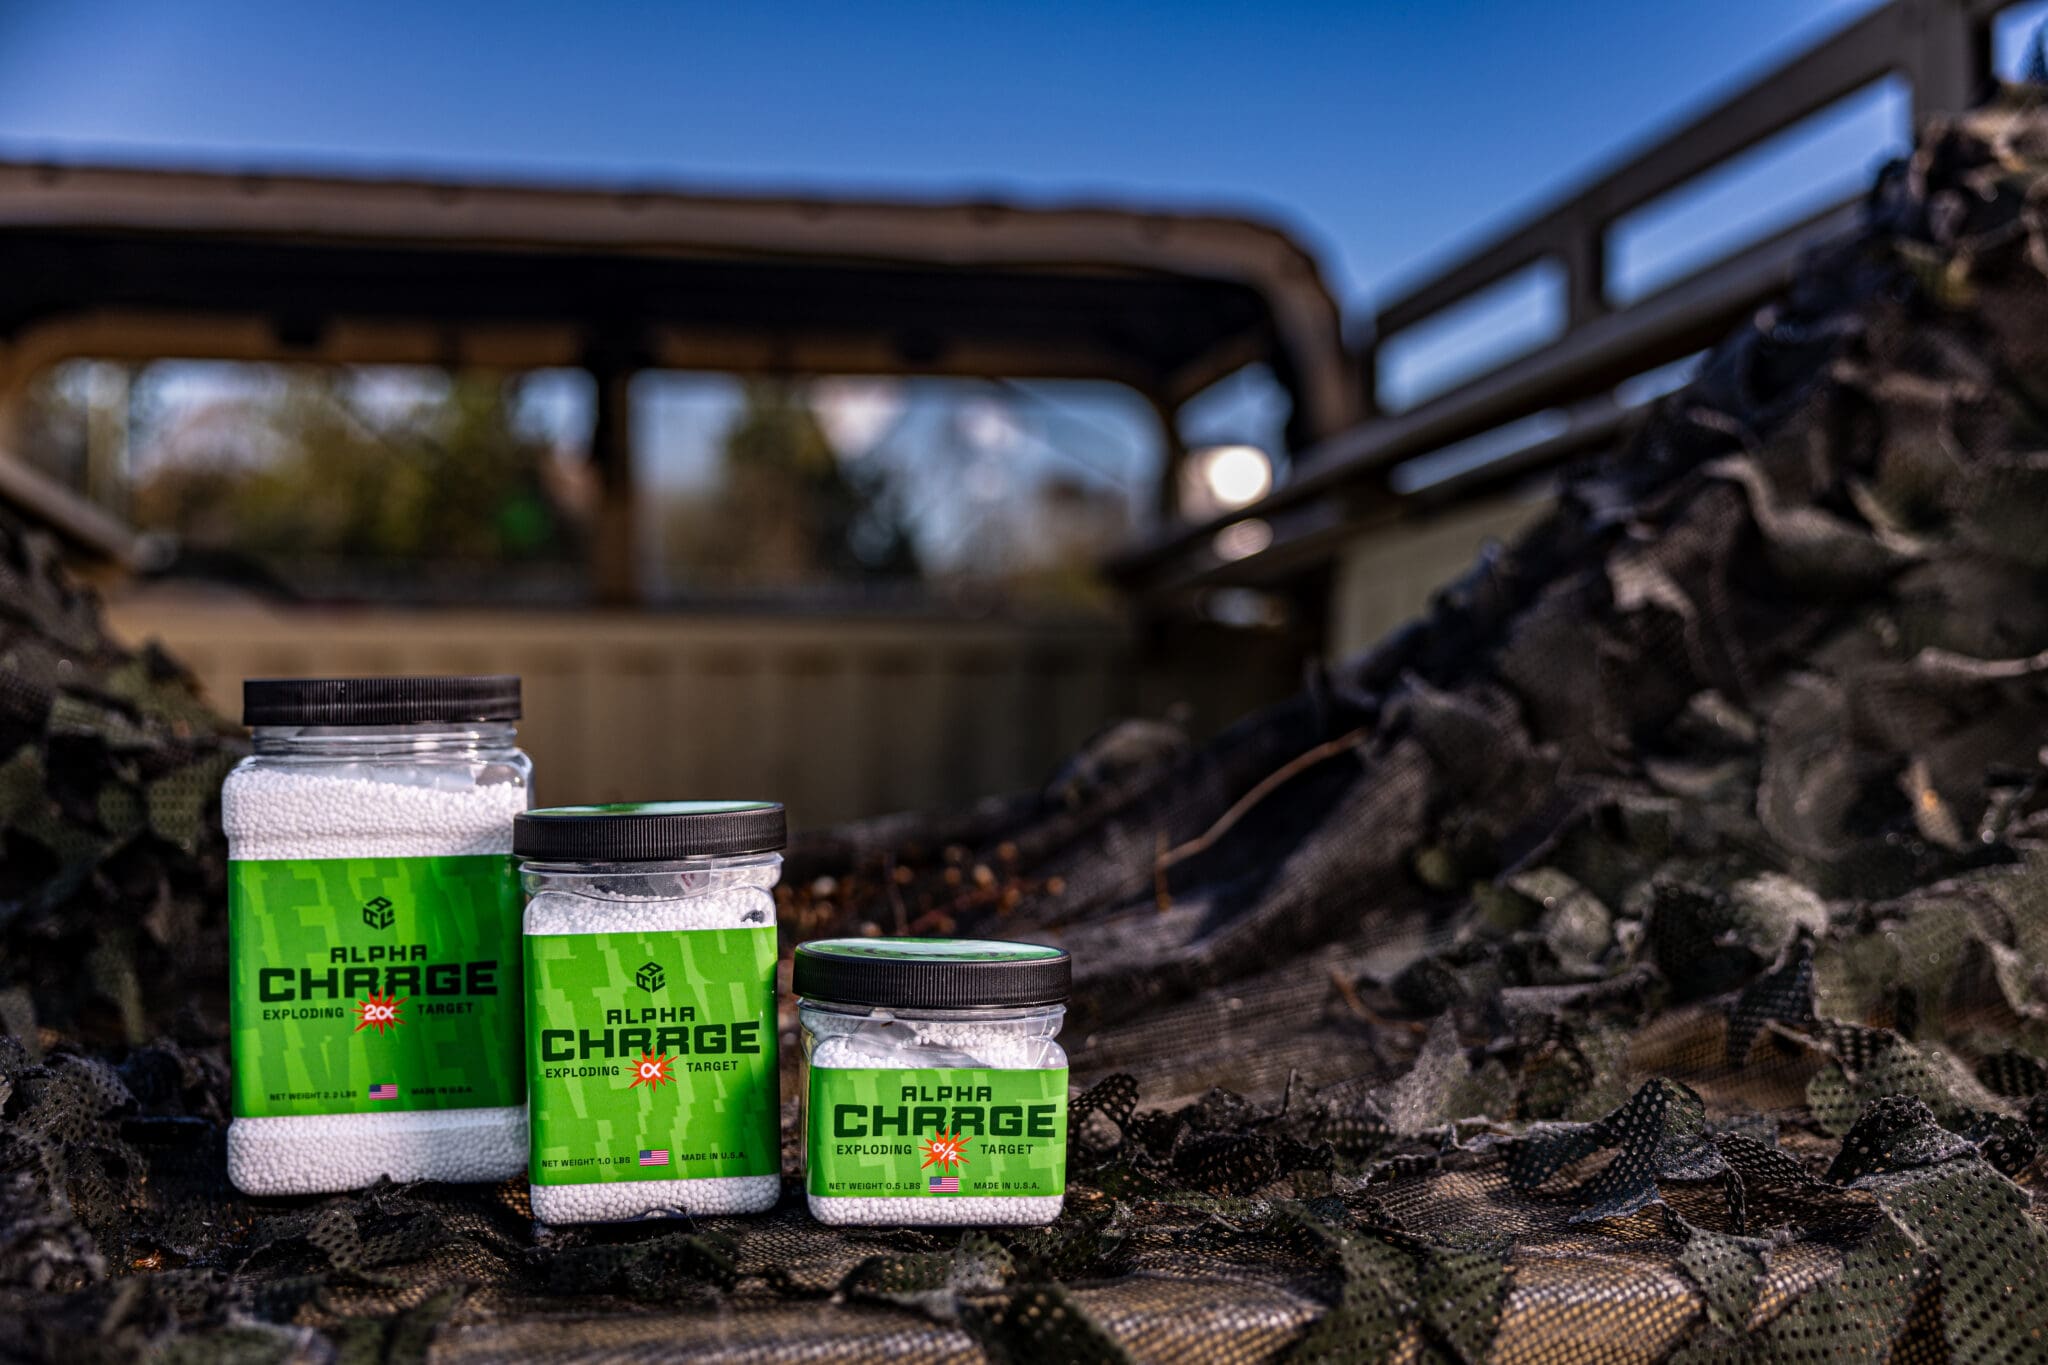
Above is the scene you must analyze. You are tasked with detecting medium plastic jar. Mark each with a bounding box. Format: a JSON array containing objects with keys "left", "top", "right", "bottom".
[
  {"left": 223, "top": 675, "right": 532, "bottom": 1196},
  {"left": 515, "top": 801, "right": 786, "bottom": 1223},
  {"left": 795, "top": 938, "right": 1071, "bottom": 1226}
]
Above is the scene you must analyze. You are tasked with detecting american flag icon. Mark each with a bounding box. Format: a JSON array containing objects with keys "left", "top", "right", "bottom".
[
  {"left": 639, "top": 1149, "right": 669, "bottom": 1167},
  {"left": 928, "top": 1175, "right": 960, "bottom": 1193},
  {"left": 367, "top": 1083, "right": 398, "bottom": 1100}
]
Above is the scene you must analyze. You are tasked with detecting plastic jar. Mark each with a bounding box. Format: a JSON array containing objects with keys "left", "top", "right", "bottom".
[
  {"left": 223, "top": 675, "right": 532, "bottom": 1196},
  {"left": 795, "top": 938, "right": 1071, "bottom": 1226},
  {"left": 515, "top": 801, "right": 785, "bottom": 1223}
]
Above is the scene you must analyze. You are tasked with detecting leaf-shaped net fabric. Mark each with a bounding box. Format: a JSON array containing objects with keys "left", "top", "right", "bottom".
[{"left": 11, "top": 96, "right": 2048, "bottom": 1363}]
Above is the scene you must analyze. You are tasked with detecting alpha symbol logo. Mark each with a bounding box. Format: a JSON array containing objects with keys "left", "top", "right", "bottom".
[
  {"left": 635, "top": 961, "right": 665, "bottom": 993},
  {"left": 362, "top": 896, "right": 396, "bottom": 930},
  {"left": 920, "top": 1129, "right": 972, "bottom": 1173},
  {"left": 628, "top": 1052, "right": 674, "bottom": 1089}
]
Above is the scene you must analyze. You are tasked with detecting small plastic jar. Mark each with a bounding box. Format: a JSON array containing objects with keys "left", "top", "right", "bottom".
[
  {"left": 223, "top": 675, "right": 532, "bottom": 1196},
  {"left": 795, "top": 938, "right": 1071, "bottom": 1226},
  {"left": 515, "top": 801, "right": 786, "bottom": 1223}
]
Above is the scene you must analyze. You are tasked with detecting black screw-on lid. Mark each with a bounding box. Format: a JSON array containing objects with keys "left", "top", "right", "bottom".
[
  {"left": 514, "top": 801, "right": 787, "bottom": 862},
  {"left": 243, "top": 675, "right": 521, "bottom": 727},
  {"left": 793, "top": 937, "right": 1071, "bottom": 1010}
]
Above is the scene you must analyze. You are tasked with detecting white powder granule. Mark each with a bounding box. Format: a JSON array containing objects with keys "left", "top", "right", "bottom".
[
  {"left": 224, "top": 765, "right": 530, "bottom": 1196},
  {"left": 223, "top": 765, "right": 529, "bottom": 860},
  {"left": 227, "top": 1107, "right": 527, "bottom": 1194},
  {"left": 806, "top": 1014, "right": 1066, "bottom": 1227},
  {"left": 524, "top": 882, "right": 781, "bottom": 1224}
]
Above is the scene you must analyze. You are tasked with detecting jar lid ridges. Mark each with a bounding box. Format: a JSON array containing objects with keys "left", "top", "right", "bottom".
[
  {"left": 794, "top": 937, "right": 1070, "bottom": 1010},
  {"left": 243, "top": 675, "right": 521, "bottom": 727},
  {"left": 515, "top": 801, "right": 787, "bottom": 861}
]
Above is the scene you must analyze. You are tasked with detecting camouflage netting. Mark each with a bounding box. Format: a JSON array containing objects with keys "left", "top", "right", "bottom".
[{"left": 13, "top": 95, "right": 2048, "bottom": 1362}]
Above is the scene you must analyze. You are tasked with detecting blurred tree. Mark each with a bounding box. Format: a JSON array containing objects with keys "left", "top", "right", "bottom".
[
  {"left": 659, "top": 379, "right": 919, "bottom": 591},
  {"left": 18, "top": 360, "right": 1137, "bottom": 607},
  {"left": 14, "top": 362, "right": 97, "bottom": 493},
  {"left": 130, "top": 369, "right": 580, "bottom": 587}
]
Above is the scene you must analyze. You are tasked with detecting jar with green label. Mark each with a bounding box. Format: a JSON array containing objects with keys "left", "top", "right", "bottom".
[
  {"left": 795, "top": 938, "right": 1070, "bottom": 1226},
  {"left": 223, "top": 675, "right": 532, "bottom": 1196},
  {"left": 515, "top": 801, "right": 786, "bottom": 1223}
]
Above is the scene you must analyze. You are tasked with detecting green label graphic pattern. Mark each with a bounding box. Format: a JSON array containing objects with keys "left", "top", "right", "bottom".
[
  {"left": 807, "top": 1067, "right": 1068, "bottom": 1199},
  {"left": 228, "top": 855, "right": 524, "bottom": 1118},
  {"left": 525, "top": 928, "right": 780, "bottom": 1186}
]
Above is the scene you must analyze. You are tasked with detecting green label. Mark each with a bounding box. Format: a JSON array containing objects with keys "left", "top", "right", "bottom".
[
  {"left": 228, "top": 855, "right": 525, "bottom": 1117},
  {"left": 807, "top": 1067, "right": 1068, "bottom": 1199},
  {"left": 525, "top": 928, "right": 780, "bottom": 1186}
]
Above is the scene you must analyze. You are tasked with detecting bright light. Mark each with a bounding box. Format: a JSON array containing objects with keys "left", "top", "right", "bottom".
[
  {"left": 958, "top": 397, "right": 1023, "bottom": 453},
  {"left": 810, "top": 378, "right": 904, "bottom": 458},
  {"left": 1211, "top": 518, "right": 1273, "bottom": 562},
  {"left": 1196, "top": 444, "right": 1274, "bottom": 510}
]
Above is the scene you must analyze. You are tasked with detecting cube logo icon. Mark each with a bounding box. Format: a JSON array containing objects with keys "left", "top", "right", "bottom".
[
  {"left": 635, "top": 961, "right": 665, "bottom": 993},
  {"left": 362, "top": 897, "right": 396, "bottom": 931}
]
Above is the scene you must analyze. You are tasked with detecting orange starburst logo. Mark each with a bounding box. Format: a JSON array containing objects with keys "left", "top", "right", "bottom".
[
  {"left": 920, "top": 1129, "right": 972, "bottom": 1173},
  {"left": 627, "top": 1052, "right": 674, "bottom": 1089},
  {"left": 353, "top": 992, "right": 406, "bottom": 1034}
]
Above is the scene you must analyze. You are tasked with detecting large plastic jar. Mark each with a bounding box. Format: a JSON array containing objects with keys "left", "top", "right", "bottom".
[
  {"left": 795, "top": 938, "right": 1070, "bottom": 1226},
  {"left": 222, "top": 675, "right": 532, "bottom": 1196},
  {"left": 515, "top": 801, "right": 785, "bottom": 1223}
]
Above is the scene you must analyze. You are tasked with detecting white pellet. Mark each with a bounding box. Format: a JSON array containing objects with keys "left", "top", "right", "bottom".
[
  {"left": 223, "top": 765, "right": 527, "bottom": 860},
  {"left": 524, "top": 883, "right": 780, "bottom": 1224},
  {"left": 224, "top": 766, "right": 529, "bottom": 1196},
  {"left": 806, "top": 1015, "right": 1066, "bottom": 1227},
  {"left": 227, "top": 1107, "right": 526, "bottom": 1194}
]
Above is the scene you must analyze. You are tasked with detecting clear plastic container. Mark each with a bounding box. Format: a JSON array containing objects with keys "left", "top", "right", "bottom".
[
  {"left": 796, "top": 938, "right": 1070, "bottom": 1226},
  {"left": 516, "top": 801, "right": 786, "bottom": 1223},
  {"left": 223, "top": 675, "right": 531, "bottom": 1196}
]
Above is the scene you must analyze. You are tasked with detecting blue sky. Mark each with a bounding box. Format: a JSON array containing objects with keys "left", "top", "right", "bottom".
[{"left": 0, "top": 0, "right": 1936, "bottom": 310}]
